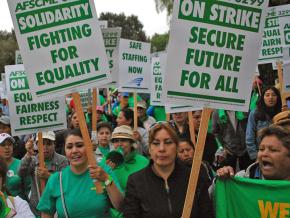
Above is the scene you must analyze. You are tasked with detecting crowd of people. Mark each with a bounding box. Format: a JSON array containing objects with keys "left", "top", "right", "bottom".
[{"left": 0, "top": 84, "right": 289, "bottom": 218}]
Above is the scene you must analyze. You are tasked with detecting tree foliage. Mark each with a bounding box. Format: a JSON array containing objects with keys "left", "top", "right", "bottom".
[
  {"left": 154, "top": 0, "right": 173, "bottom": 17},
  {"left": 0, "top": 30, "right": 18, "bottom": 75},
  {"left": 99, "top": 12, "right": 148, "bottom": 42},
  {"left": 150, "top": 32, "right": 169, "bottom": 53}
]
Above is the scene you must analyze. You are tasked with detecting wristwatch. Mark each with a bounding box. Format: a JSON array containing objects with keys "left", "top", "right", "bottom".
[{"left": 104, "top": 175, "right": 113, "bottom": 187}]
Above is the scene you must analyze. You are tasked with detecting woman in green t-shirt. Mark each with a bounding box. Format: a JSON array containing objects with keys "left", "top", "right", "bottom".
[
  {"left": 37, "top": 128, "right": 123, "bottom": 218},
  {"left": 0, "top": 133, "right": 30, "bottom": 200}
]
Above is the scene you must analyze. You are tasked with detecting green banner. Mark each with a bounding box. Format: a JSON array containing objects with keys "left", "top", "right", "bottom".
[{"left": 215, "top": 177, "right": 290, "bottom": 218}]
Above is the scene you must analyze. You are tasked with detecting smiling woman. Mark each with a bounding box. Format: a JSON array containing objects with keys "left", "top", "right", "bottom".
[{"left": 37, "top": 128, "right": 123, "bottom": 218}]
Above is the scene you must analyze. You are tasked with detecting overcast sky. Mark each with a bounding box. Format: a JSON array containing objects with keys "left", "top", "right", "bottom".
[{"left": 0, "top": 0, "right": 169, "bottom": 37}]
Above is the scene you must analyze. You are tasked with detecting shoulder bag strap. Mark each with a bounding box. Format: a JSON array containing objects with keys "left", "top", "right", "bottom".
[{"left": 59, "top": 171, "right": 69, "bottom": 218}]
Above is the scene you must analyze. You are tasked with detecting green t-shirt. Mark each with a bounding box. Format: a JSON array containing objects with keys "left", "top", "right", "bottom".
[
  {"left": 154, "top": 106, "right": 166, "bottom": 121},
  {"left": 112, "top": 151, "right": 149, "bottom": 191},
  {"left": 99, "top": 94, "right": 106, "bottom": 106},
  {"left": 6, "top": 158, "right": 30, "bottom": 199},
  {"left": 37, "top": 166, "right": 111, "bottom": 218},
  {"left": 99, "top": 146, "right": 111, "bottom": 157}
]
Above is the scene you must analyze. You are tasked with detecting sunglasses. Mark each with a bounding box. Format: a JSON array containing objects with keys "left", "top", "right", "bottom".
[
  {"left": 149, "top": 121, "right": 172, "bottom": 131},
  {"left": 112, "top": 138, "right": 131, "bottom": 143}
]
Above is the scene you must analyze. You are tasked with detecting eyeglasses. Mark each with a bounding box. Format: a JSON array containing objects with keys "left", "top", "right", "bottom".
[{"left": 112, "top": 138, "right": 130, "bottom": 143}]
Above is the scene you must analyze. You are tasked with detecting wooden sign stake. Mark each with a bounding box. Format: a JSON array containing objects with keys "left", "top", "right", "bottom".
[
  {"left": 277, "top": 61, "right": 287, "bottom": 107},
  {"left": 166, "top": 113, "right": 170, "bottom": 122},
  {"left": 133, "top": 92, "right": 138, "bottom": 131},
  {"left": 181, "top": 108, "right": 212, "bottom": 218},
  {"left": 92, "top": 88, "right": 97, "bottom": 132},
  {"left": 37, "top": 132, "right": 46, "bottom": 194},
  {"left": 72, "top": 92, "right": 103, "bottom": 193},
  {"left": 107, "top": 88, "right": 112, "bottom": 115}
]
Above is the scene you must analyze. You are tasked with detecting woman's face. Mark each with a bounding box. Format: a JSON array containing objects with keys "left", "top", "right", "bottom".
[
  {"left": 0, "top": 139, "right": 13, "bottom": 160},
  {"left": 65, "top": 135, "right": 87, "bottom": 169},
  {"left": 70, "top": 113, "right": 79, "bottom": 128},
  {"left": 263, "top": 89, "right": 278, "bottom": 107},
  {"left": 149, "top": 128, "right": 177, "bottom": 168},
  {"left": 172, "top": 112, "right": 187, "bottom": 124},
  {"left": 258, "top": 135, "right": 290, "bottom": 180},
  {"left": 112, "top": 138, "right": 132, "bottom": 156},
  {"left": 117, "top": 112, "right": 131, "bottom": 126},
  {"left": 97, "top": 127, "right": 111, "bottom": 147},
  {"left": 178, "top": 141, "right": 194, "bottom": 165}
]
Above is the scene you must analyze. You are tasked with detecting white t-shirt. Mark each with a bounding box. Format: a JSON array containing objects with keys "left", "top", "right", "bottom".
[{"left": 7, "top": 196, "right": 35, "bottom": 218}]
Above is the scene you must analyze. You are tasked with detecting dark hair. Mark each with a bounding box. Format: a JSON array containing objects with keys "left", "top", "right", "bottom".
[
  {"left": 255, "top": 86, "right": 282, "bottom": 121},
  {"left": 120, "top": 108, "right": 144, "bottom": 128},
  {"left": 0, "top": 158, "right": 8, "bottom": 192},
  {"left": 97, "top": 122, "right": 113, "bottom": 132},
  {"left": 178, "top": 138, "right": 195, "bottom": 150},
  {"left": 258, "top": 125, "right": 290, "bottom": 152},
  {"left": 64, "top": 128, "right": 90, "bottom": 142},
  {"left": 149, "top": 123, "right": 179, "bottom": 146}
]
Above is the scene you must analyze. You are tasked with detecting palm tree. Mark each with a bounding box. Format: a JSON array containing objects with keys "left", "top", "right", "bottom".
[{"left": 154, "top": 0, "right": 173, "bottom": 17}]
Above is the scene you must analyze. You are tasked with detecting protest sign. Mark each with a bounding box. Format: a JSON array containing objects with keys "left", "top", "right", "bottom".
[
  {"left": 150, "top": 53, "right": 166, "bottom": 106},
  {"left": 99, "top": 20, "right": 108, "bottom": 29},
  {"left": 279, "top": 14, "right": 290, "bottom": 47},
  {"left": 5, "top": 65, "right": 67, "bottom": 136},
  {"left": 215, "top": 177, "right": 290, "bottom": 218},
  {"left": 150, "top": 52, "right": 199, "bottom": 110},
  {"left": 258, "top": 5, "right": 290, "bottom": 63},
  {"left": 102, "top": 27, "right": 122, "bottom": 86},
  {"left": 0, "top": 82, "right": 4, "bottom": 99},
  {"left": 79, "top": 89, "right": 92, "bottom": 111},
  {"left": 283, "top": 62, "right": 290, "bottom": 92},
  {"left": 165, "top": 105, "right": 202, "bottom": 114},
  {"left": 118, "top": 39, "right": 151, "bottom": 93},
  {"left": 0, "top": 73, "right": 7, "bottom": 99},
  {"left": 15, "top": 50, "right": 23, "bottom": 64},
  {"left": 164, "top": 0, "right": 269, "bottom": 112},
  {"left": 279, "top": 14, "right": 290, "bottom": 67},
  {"left": 8, "top": 0, "right": 111, "bottom": 98}
]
